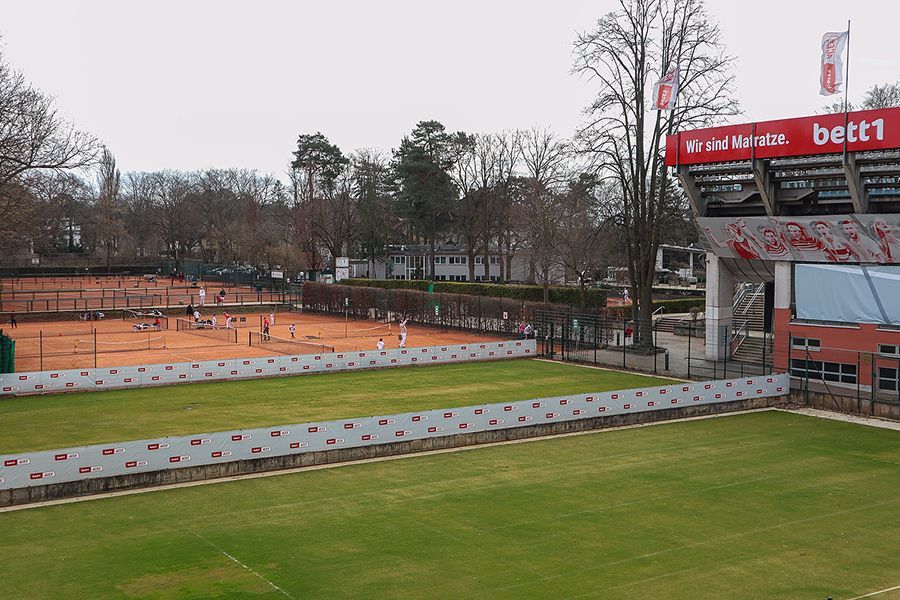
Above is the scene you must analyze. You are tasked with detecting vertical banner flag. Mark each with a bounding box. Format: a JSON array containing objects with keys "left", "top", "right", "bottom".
[
  {"left": 653, "top": 67, "right": 680, "bottom": 110},
  {"left": 820, "top": 31, "right": 849, "bottom": 96}
]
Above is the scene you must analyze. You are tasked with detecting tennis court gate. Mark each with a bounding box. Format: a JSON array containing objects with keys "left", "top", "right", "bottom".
[{"left": 537, "top": 310, "right": 617, "bottom": 364}]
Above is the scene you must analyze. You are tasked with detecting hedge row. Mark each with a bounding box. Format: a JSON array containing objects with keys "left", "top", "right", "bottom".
[
  {"left": 342, "top": 279, "right": 608, "bottom": 307},
  {"left": 605, "top": 297, "right": 705, "bottom": 317}
]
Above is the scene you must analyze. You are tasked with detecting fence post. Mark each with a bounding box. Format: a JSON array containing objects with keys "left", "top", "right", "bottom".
[
  {"left": 93, "top": 329, "right": 97, "bottom": 369},
  {"left": 622, "top": 312, "right": 626, "bottom": 369},
  {"left": 39, "top": 330, "right": 43, "bottom": 371},
  {"left": 687, "top": 321, "right": 692, "bottom": 379},
  {"left": 593, "top": 317, "right": 598, "bottom": 365}
]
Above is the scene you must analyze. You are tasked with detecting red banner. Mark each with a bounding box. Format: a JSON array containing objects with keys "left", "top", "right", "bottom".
[{"left": 665, "top": 107, "right": 900, "bottom": 166}]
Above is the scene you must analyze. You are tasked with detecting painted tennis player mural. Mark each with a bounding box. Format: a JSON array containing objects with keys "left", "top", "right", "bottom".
[{"left": 699, "top": 214, "right": 900, "bottom": 264}]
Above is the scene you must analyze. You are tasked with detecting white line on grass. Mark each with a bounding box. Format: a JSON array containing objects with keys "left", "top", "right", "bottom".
[
  {"left": 186, "top": 526, "right": 297, "bottom": 599},
  {"left": 846, "top": 584, "right": 900, "bottom": 599},
  {"left": 530, "top": 358, "right": 687, "bottom": 382}
]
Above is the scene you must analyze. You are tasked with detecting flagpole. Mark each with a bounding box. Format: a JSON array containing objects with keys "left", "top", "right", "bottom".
[{"left": 843, "top": 19, "right": 851, "bottom": 162}]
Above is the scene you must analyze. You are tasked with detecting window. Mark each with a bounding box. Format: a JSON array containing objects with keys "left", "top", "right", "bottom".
[
  {"left": 791, "top": 337, "right": 821, "bottom": 351},
  {"left": 434, "top": 256, "right": 447, "bottom": 265},
  {"left": 878, "top": 367, "right": 898, "bottom": 392},
  {"left": 392, "top": 256, "right": 406, "bottom": 264},
  {"left": 490, "top": 256, "right": 499, "bottom": 265},
  {"left": 393, "top": 274, "right": 406, "bottom": 280},
  {"left": 448, "top": 275, "right": 467, "bottom": 282},
  {"left": 475, "top": 256, "right": 484, "bottom": 264},
  {"left": 878, "top": 344, "right": 900, "bottom": 357},
  {"left": 790, "top": 359, "right": 857, "bottom": 384},
  {"left": 448, "top": 256, "right": 467, "bottom": 265}
]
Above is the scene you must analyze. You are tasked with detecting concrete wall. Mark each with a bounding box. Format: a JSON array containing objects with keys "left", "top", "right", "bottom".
[
  {"left": 0, "top": 340, "right": 534, "bottom": 397},
  {"left": 0, "top": 372, "right": 790, "bottom": 506}
]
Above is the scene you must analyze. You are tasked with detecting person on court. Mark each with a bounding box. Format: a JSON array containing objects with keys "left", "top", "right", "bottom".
[
  {"left": 198, "top": 287, "right": 206, "bottom": 307},
  {"left": 377, "top": 338, "right": 385, "bottom": 350},
  {"left": 9, "top": 311, "right": 16, "bottom": 328},
  {"left": 289, "top": 323, "right": 296, "bottom": 339},
  {"left": 263, "top": 316, "right": 270, "bottom": 341},
  {"left": 153, "top": 316, "right": 162, "bottom": 330},
  {"left": 211, "top": 314, "right": 218, "bottom": 328},
  {"left": 398, "top": 317, "right": 409, "bottom": 348}
]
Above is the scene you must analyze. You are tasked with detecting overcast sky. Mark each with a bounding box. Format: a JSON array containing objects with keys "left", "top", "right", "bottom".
[{"left": 3, "top": 0, "right": 899, "bottom": 177}]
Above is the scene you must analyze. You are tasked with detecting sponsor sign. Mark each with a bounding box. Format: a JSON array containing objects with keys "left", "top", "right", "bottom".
[{"left": 665, "top": 107, "right": 900, "bottom": 166}]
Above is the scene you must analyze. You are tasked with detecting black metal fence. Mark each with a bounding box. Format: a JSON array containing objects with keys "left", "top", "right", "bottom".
[{"left": 301, "top": 281, "right": 571, "bottom": 338}]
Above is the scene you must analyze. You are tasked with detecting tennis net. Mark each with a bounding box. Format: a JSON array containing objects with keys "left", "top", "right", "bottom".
[
  {"left": 249, "top": 331, "right": 334, "bottom": 355},
  {"left": 312, "top": 321, "right": 392, "bottom": 339},
  {"left": 74, "top": 333, "right": 167, "bottom": 355},
  {"left": 175, "top": 318, "right": 238, "bottom": 343}
]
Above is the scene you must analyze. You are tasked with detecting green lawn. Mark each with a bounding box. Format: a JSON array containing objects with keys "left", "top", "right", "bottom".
[
  {"left": 0, "top": 359, "right": 673, "bottom": 454},
  {"left": 2, "top": 411, "right": 899, "bottom": 599}
]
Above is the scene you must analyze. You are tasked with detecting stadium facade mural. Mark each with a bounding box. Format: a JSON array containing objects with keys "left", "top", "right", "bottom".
[{"left": 698, "top": 214, "right": 900, "bottom": 263}]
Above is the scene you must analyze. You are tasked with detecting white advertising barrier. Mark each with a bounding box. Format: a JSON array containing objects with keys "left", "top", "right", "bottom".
[
  {"left": 0, "top": 372, "right": 790, "bottom": 491},
  {"left": 0, "top": 340, "right": 534, "bottom": 396}
]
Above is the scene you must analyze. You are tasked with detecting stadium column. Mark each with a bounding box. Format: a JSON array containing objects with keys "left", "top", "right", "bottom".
[
  {"left": 705, "top": 253, "right": 733, "bottom": 361},
  {"left": 773, "top": 261, "right": 793, "bottom": 373}
]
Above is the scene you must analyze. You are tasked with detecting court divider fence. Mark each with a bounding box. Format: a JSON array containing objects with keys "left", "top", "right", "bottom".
[
  {"left": 0, "top": 371, "right": 790, "bottom": 494},
  {"left": 0, "top": 339, "right": 534, "bottom": 396}
]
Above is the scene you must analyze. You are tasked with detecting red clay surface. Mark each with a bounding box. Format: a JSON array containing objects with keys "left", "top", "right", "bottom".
[
  {"left": 7, "top": 310, "right": 507, "bottom": 372},
  {"left": 0, "top": 275, "right": 283, "bottom": 313}
]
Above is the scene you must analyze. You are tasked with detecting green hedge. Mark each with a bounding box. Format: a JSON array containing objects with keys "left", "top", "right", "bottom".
[
  {"left": 606, "top": 297, "right": 705, "bottom": 317},
  {"left": 342, "top": 279, "right": 608, "bottom": 308}
]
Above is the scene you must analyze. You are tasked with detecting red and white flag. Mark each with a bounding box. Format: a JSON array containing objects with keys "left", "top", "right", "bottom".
[
  {"left": 820, "top": 31, "right": 849, "bottom": 96},
  {"left": 653, "top": 67, "right": 680, "bottom": 111}
]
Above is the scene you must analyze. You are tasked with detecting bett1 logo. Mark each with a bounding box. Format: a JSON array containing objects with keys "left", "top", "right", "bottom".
[{"left": 814, "top": 118, "right": 885, "bottom": 145}]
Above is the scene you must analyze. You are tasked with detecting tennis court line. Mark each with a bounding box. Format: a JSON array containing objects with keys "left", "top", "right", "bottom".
[
  {"left": 847, "top": 584, "right": 900, "bottom": 599},
  {"left": 185, "top": 527, "right": 296, "bottom": 599}
]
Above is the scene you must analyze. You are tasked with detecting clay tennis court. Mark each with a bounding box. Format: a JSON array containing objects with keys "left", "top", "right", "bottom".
[
  {"left": 7, "top": 309, "right": 507, "bottom": 372},
  {"left": 0, "top": 275, "right": 284, "bottom": 314}
]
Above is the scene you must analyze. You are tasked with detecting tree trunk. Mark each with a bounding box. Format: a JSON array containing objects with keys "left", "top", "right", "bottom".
[{"left": 468, "top": 252, "right": 476, "bottom": 281}]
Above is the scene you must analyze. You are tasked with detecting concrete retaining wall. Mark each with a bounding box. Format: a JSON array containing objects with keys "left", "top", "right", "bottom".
[{"left": 1, "top": 372, "right": 790, "bottom": 506}]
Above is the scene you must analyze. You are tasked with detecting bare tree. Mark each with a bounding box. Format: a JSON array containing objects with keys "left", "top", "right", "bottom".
[
  {"left": 94, "top": 148, "right": 122, "bottom": 271},
  {"left": 573, "top": 0, "right": 737, "bottom": 345},
  {"left": 520, "top": 128, "right": 570, "bottom": 302},
  {"left": 0, "top": 49, "right": 100, "bottom": 251}
]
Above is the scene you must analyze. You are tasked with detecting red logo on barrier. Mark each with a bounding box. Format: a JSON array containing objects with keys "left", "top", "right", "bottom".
[
  {"left": 427, "top": 426, "right": 443, "bottom": 433},
  {"left": 147, "top": 443, "right": 169, "bottom": 451},
  {"left": 379, "top": 419, "right": 395, "bottom": 426},
  {"left": 251, "top": 446, "right": 271, "bottom": 453},
  {"left": 102, "top": 448, "right": 124, "bottom": 456},
  {"left": 559, "top": 399, "right": 570, "bottom": 405},
  {"left": 611, "top": 394, "right": 619, "bottom": 400},
  {"left": 694, "top": 395, "right": 702, "bottom": 401},
  {"left": 444, "top": 411, "right": 458, "bottom": 418},
  {"left": 79, "top": 466, "right": 102, "bottom": 474},
  {"left": 474, "top": 408, "right": 487, "bottom": 414},
  {"left": 50, "top": 373, "right": 59, "bottom": 378},
  {"left": 599, "top": 406, "right": 607, "bottom": 412},
  {"left": 671, "top": 399, "right": 679, "bottom": 404},
  {"left": 532, "top": 402, "right": 545, "bottom": 408},
  {"left": 624, "top": 403, "right": 634, "bottom": 409},
  {"left": 573, "top": 409, "right": 584, "bottom": 416},
  {"left": 518, "top": 416, "right": 532, "bottom": 422},
  {"left": 459, "top": 423, "right": 472, "bottom": 429},
  {"left": 648, "top": 401, "right": 657, "bottom": 407},
  {"left": 489, "top": 419, "right": 503, "bottom": 425},
  {"left": 308, "top": 426, "right": 325, "bottom": 433},
  {"left": 169, "top": 455, "right": 190, "bottom": 463},
  {"left": 211, "top": 450, "right": 232, "bottom": 458},
  {"left": 289, "top": 442, "right": 308, "bottom": 449},
  {"left": 4, "top": 458, "right": 28, "bottom": 467},
  {"left": 54, "top": 452, "right": 78, "bottom": 461},
  {"left": 231, "top": 434, "right": 251, "bottom": 441},
  {"left": 191, "top": 438, "right": 210, "bottom": 446},
  {"left": 271, "top": 430, "right": 289, "bottom": 437},
  {"left": 361, "top": 434, "right": 378, "bottom": 441},
  {"left": 545, "top": 413, "right": 558, "bottom": 419},
  {"left": 635, "top": 391, "right": 644, "bottom": 397}
]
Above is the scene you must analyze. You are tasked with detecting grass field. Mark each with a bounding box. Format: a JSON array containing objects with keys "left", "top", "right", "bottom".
[
  {"left": 0, "top": 359, "right": 673, "bottom": 454},
  {"left": 2, "top": 411, "right": 900, "bottom": 599}
]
